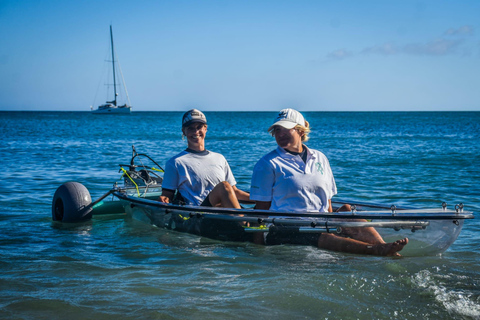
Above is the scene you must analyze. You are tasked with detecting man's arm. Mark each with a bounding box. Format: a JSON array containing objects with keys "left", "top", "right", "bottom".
[{"left": 159, "top": 189, "right": 175, "bottom": 203}]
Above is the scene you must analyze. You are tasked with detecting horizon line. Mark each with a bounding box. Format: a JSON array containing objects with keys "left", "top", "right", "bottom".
[{"left": 1, "top": 109, "right": 479, "bottom": 113}]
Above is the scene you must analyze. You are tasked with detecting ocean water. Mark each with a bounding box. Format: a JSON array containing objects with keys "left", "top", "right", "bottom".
[{"left": 0, "top": 111, "right": 479, "bottom": 319}]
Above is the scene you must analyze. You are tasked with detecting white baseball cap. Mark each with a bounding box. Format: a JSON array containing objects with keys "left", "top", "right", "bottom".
[
  {"left": 269, "top": 108, "right": 305, "bottom": 130},
  {"left": 182, "top": 109, "right": 207, "bottom": 127}
]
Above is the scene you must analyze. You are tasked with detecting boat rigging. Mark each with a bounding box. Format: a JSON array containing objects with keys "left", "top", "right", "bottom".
[{"left": 91, "top": 25, "right": 132, "bottom": 114}]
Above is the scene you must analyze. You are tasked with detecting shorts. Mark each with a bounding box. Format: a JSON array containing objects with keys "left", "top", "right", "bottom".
[{"left": 200, "top": 194, "right": 213, "bottom": 207}]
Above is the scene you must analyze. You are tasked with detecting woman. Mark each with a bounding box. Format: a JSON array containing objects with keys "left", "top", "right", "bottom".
[
  {"left": 159, "top": 109, "right": 249, "bottom": 207},
  {"left": 250, "top": 108, "right": 408, "bottom": 256}
]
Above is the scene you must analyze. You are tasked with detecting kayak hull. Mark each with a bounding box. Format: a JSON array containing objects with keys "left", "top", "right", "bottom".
[{"left": 118, "top": 191, "right": 470, "bottom": 256}]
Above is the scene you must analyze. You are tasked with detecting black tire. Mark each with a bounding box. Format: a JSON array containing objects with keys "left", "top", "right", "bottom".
[{"left": 52, "top": 182, "right": 93, "bottom": 222}]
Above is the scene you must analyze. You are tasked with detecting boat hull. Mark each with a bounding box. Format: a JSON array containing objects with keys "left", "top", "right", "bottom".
[
  {"left": 374, "top": 219, "right": 464, "bottom": 256},
  {"left": 91, "top": 106, "right": 131, "bottom": 114},
  {"left": 120, "top": 193, "right": 470, "bottom": 256}
]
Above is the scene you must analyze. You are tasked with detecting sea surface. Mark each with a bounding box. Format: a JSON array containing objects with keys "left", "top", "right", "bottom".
[{"left": 0, "top": 111, "right": 479, "bottom": 319}]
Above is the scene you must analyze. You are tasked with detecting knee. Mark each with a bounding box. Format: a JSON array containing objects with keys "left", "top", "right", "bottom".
[
  {"left": 318, "top": 233, "right": 335, "bottom": 247},
  {"left": 336, "top": 204, "right": 351, "bottom": 212},
  {"left": 217, "top": 181, "right": 234, "bottom": 194}
]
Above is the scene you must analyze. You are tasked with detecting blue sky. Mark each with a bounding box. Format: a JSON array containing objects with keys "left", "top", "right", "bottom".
[{"left": 1, "top": 0, "right": 479, "bottom": 111}]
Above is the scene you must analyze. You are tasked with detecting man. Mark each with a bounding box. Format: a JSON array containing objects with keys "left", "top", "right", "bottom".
[{"left": 159, "top": 109, "right": 249, "bottom": 208}]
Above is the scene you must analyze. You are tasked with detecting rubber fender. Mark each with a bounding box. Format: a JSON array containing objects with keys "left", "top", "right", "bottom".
[{"left": 52, "top": 182, "right": 93, "bottom": 222}]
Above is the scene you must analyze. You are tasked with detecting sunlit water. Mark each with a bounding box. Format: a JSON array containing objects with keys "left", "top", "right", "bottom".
[{"left": 0, "top": 111, "right": 479, "bottom": 319}]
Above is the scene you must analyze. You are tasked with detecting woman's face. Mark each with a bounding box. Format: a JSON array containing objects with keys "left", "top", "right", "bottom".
[
  {"left": 273, "top": 126, "right": 303, "bottom": 150},
  {"left": 183, "top": 123, "right": 207, "bottom": 144}
]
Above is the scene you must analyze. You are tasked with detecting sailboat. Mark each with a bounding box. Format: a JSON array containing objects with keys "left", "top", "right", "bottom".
[{"left": 91, "top": 25, "right": 132, "bottom": 114}]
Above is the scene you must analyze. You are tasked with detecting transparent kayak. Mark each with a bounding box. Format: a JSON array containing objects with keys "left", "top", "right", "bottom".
[{"left": 107, "top": 188, "right": 473, "bottom": 257}]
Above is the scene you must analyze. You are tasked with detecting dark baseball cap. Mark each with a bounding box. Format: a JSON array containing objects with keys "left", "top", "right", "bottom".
[{"left": 182, "top": 109, "right": 207, "bottom": 127}]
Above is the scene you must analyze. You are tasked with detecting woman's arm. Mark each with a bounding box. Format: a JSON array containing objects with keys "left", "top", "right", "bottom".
[
  {"left": 232, "top": 185, "right": 251, "bottom": 203},
  {"left": 254, "top": 201, "right": 271, "bottom": 210}
]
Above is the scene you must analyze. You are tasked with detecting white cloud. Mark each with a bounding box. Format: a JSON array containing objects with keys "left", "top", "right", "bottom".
[
  {"left": 361, "top": 43, "right": 398, "bottom": 56},
  {"left": 326, "top": 49, "right": 353, "bottom": 60},
  {"left": 444, "top": 25, "right": 474, "bottom": 36},
  {"left": 326, "top": 26, "right": 475, "bottom": 60},
  {"left": 403, "top": 39, "right": 463, "bottom": 56},
  {"left": 328, "top": 35, "right": 467, "bottom": 60}
]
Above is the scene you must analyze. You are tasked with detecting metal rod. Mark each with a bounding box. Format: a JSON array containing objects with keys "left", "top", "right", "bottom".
[
  {"left": 112, "top": 191, "right": 474, "bottom": 220},
  {"left": 88, "top": 189, "right": 115, "bottom": 209},
  {"left": 200, "top": 212, "right": 429, "bottom": 229}
]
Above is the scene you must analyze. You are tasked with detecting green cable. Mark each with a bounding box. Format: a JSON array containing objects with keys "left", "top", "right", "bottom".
[{"left": 120, "top": 167, "right": 140, "bottom": 196}]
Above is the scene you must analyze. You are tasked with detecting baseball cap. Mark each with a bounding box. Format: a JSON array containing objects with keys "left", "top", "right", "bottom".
[
  {"left": 182, "top": 109, "right": 207, "bottom": 127},
  {"left": 269, "top": 108, "right": 305, "bottom": 130}
]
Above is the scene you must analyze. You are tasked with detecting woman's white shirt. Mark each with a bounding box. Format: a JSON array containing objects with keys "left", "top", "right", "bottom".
[{"left": 250, "top": 146, "right": 337, "bottom": 213}]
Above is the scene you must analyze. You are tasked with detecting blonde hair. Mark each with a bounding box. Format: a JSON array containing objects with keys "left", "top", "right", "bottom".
[
  {"left": 268, "top": 120, "right": 311, "bottom": 142},
  {"left": 297, "top": 120, "right": 311, "bottom": 142}
]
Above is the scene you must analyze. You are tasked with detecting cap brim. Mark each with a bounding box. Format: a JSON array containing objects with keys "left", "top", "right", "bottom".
[
  {"left": 183, "top": 119, "right": 207, "bottom": 127},
  {"left": 268, "top": 120, "right": 297, "bottom": 131}
]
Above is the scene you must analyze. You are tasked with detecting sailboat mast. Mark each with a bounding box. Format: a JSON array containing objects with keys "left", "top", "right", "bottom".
[{"left": 110, "top": 25, "right": 117, "bottom": 106}]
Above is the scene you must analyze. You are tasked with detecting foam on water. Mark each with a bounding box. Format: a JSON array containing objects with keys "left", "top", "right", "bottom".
[{"left": 413, "top": 269, "right": 480, "bottom": 319}]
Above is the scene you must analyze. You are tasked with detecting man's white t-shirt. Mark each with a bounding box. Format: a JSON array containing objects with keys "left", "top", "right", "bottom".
[
  {"left": 162, "top": 150, "right": 237, "bottom": 206},
  {"left": 250, "top": 146, "right": 337, "bottom": 213}
]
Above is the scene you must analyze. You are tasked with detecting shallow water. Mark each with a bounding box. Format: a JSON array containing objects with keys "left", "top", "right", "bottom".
[{"left": 0, "top": 111, "right": 479, "bottom": 319}]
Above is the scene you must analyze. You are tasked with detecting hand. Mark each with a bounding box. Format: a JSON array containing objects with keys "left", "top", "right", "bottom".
[{"left": 158, "top": 196, "right": 170, "bottom": 203}]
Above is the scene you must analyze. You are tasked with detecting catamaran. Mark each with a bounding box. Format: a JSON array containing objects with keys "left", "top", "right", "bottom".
[{"left": 91, "top": 25, "right": 132, "bottom": 114}]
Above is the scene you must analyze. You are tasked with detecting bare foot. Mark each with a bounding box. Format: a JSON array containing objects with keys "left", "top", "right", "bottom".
[{"left": 370, "top": 238, "right": 408, "bottom": 256}]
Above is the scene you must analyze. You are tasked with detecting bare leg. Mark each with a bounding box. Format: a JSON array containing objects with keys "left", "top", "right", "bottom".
[
  {"left": 336, "top": 204, "right": 385, "bottom": 245},
  {"left": 205, "top": 182, "right": 266, "bottom": 244},
  {"left": 340, "top": 220, "right": 386, "bottom": 244},
  {"left": 318, "top": 233, "right": 408, "bottom": 256},
  {"left": 207, "top": 181, "right": 241, "bottom": 209}
]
